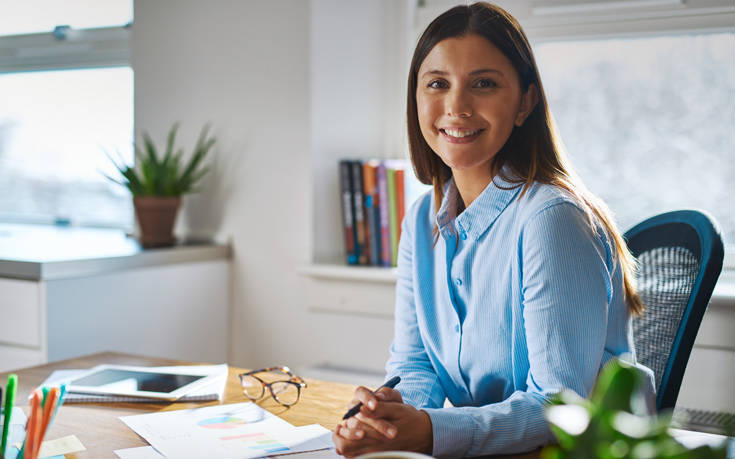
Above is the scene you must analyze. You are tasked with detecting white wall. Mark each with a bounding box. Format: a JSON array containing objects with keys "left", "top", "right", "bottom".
[
  {"left": 131, "top": 0, "right": 408, "bottom": 373},
  {"left": 132, "top": 0, "right": 312, "bottom": 368},
  {"left": 311, "top": 0, "right": 412, "bottom": 262}
]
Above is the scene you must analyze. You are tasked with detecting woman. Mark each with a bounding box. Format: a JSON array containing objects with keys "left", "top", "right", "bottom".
[{"left": 333, "top": 3, "right": 651, "bottom": 457}]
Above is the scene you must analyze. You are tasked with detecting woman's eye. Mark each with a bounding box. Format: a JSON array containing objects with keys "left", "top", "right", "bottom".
[
  {"left": 428, "top": 80, "right": 448, "bottom": 89},
  {"left": 474, "top": 78, "right": 497, "bottom": 89}
]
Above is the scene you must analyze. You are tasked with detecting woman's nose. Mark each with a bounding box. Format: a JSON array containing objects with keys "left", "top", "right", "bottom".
[{"left": 446, "top": 88, "right": 472, "bottom": 118}]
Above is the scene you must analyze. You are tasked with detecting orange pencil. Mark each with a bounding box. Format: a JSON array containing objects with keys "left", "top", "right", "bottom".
[
  {"left": 22, "top": 389, "right": 42, "bottom": 459},
  {"left": 34, "top": 387, "right": 59, "bottom": 458}
]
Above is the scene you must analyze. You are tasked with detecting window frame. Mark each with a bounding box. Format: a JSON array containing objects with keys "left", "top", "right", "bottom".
[{"left": 0, "top": 25, "right": 130, "bottom": 74}]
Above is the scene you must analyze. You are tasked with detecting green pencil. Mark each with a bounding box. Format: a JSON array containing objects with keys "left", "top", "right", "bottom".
[{"left": 1, "top": 374, "right": 18, "bottom": 459}]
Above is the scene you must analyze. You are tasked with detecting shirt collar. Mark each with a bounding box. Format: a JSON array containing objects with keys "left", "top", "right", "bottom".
[{"left": 435, "top": 164, "right": 523, "bottom": 241}]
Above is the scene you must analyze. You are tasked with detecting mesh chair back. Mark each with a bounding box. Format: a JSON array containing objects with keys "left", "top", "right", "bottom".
[{"left": 625, "top": 210, "right": 724, "bottom": 411}]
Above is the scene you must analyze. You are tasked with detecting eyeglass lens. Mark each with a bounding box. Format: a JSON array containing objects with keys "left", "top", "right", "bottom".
[
  {"left": 270, "top": 381, "right": 299, "bottom": 406},
  {"left": 241, "top": 374, "right": 265, "bottom": 399}
]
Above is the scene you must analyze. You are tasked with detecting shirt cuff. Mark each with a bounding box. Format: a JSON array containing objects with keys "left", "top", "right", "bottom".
[{"left": 423, "top": 407, "right": 475, "bottom": 458}]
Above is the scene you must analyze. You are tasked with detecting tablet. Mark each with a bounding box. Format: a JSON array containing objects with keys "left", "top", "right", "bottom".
[{"left": 65, "top": 364, "right": 222, "bottom": 401}]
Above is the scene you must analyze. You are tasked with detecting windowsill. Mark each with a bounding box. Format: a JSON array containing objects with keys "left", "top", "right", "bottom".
[{"left": 0, "top": 223, "right": 230, "bottom": 281}]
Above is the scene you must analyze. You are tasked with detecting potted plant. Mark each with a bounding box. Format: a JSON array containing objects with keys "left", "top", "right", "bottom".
[
  {"left": 106, "top": 122, "right": 215, "bottom": 247},
  {"left": 543, "top": 359, "right": 731, "bottom": 459}
]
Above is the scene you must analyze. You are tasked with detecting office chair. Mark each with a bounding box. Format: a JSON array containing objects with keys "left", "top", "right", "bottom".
[{"left": 625, "top": 210, "right": 724, "bottom": 411}]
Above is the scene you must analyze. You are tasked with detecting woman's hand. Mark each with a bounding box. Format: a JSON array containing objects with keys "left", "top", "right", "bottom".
[{"left": 332, "top": 386, "right": 433, "bottom": 458}]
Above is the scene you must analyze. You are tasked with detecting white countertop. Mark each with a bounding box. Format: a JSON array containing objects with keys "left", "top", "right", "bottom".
[{"left": 0, "top": 223, "right": 230, "bottom": 280}]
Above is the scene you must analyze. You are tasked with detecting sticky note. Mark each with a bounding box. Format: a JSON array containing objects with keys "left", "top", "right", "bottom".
[{"left": 38, "top": 434, "right": 86, "bottom": 458}]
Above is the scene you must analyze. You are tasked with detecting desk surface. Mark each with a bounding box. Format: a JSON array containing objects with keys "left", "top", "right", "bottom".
[{"left": 0, "top": 352, "right": 539, "bottom": 459}]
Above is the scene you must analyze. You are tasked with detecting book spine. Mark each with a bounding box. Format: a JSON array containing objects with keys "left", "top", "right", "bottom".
[
  {"left": 362, "top": 162, "right": 378, "bottom": 266},
  {"left": 339, "top": 160, "right": 357, "bottom": 265},
  {"left": 387, "top": 168, "right": 398, "bottom": 267},
  {"left": 364, "top": 195, "right": 377, "bottom": 266},
  {"left": 377, "top": 163, "right": 391, "bottom": 267},
  {"left": 396, "top": 168, "right": 405, "bottom": 248},
  {"left": 351, "top": 160, "right": 367, "bottom": 265}
]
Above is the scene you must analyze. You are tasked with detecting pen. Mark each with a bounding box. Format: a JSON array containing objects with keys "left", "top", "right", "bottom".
[
  {"left": 21, "top": 389, "right": 42, "bottom": 459},
  {"left": 1, "top": 374, "right": 17, "bottom": 459},
  {"left": 35, "top": 387, "right": 59, "bottom": 459},
  {"left": 342, "top": 376, "right": 401, "bottom": 420}
]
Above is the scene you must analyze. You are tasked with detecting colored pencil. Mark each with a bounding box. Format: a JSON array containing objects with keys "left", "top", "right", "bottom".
[{"left": 1, "top": 375, "right": 17, "bottom": 459}]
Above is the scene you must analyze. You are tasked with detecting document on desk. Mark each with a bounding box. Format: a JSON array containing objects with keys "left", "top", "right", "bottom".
[
  {"left": 114, "top": 445, "right": 343, "bottom": 459},
  {"left": 120, "top": 402, "right": 334, "bottom": 459}
]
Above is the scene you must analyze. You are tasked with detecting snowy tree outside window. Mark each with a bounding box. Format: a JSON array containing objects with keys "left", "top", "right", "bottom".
[{"left": 535, "top": 33, "right": 735, "bottom": 245}]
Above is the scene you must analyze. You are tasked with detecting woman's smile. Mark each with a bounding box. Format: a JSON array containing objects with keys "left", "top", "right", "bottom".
[{"left": 439, "top": 127, "right": 486, "bottom": 144}]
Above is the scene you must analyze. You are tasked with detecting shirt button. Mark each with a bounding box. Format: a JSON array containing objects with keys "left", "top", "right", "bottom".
[
  {"left": 460, "top": 231, "right": 467, "bottom": 240},
  {"left": 454, "top": 325, "right": 460, "bottom": 332},
  {"left": 455, "top": 278, "right": 462, "bottom": 286}
]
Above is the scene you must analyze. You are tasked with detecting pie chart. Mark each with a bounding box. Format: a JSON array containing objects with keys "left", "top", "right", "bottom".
[{"left": 197, "top": 416, "right": 248, "bottom": 429}]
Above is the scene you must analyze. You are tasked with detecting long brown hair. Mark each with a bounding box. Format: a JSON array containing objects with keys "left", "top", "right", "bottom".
[{"left": 406, "top": 2, "right": 643, "bottom": 314}]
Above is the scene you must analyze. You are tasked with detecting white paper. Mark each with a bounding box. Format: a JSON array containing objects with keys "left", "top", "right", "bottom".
[
  {"left": 669, "top": 428, "right": 735, "bottom": 458},
  {"left": 114, "top": 446, "right": 165, "bottom": 459},
  {"left": 42, "top": 364, "right": 228, "bottom": 402},
  {"left": 272, "top": 448, "right": 342, "bottom": 458},
  {"left": 120, "top": 402, "right": 335, "bottom": 459}
]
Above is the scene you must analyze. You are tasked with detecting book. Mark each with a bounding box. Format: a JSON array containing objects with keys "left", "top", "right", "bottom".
[
  {"left": 351, "top": 161, "right": 368, "bottom": 265},
  {"left": 396, "top": 168, "right": 405, "bottom": 248},
  {"left": 362, "top": 161, "right": 381, "bottom": 266},
  {"left": 386, "top": 168, "right": 398, "bottom": 267},
  {"left": 339, "top": 160, "right": 357, "bottom": 265},
  {"left": 376, "top": 162, "right": 391, "bottom": 267}
]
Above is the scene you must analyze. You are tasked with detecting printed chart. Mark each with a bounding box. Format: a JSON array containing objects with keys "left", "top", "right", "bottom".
[
  {"left": 220, "top": 432, "right": 290, "bottom": 454},
  {"left": 120, "top": 402, "right": 333, "bottom": 459},
  {"left": 197, "top": 416, "right": 248, "bottom": 430}
]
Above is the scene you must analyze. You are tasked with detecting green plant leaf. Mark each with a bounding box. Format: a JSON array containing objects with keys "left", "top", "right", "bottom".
[
  {"left": 105, "top": 122, "right": 214, "bottom": 197},
  {"left": 163, "top": 122, "right": 180, "bottom": 164},
  {"left": 540, "top": 445, "right": 566, "bottom": 459},
  {"left": 590, "top": 360, "right": 637, "bottom": 412},
  {"left": 141, "top": 131, "right": 159, "bottom": 168}
]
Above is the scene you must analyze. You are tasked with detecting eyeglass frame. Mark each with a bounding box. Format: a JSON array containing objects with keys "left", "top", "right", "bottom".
[{"left": 237, "top": 366, "right": 307, "bottom": 407}]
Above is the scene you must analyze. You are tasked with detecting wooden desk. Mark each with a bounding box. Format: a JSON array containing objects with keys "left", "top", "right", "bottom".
[{"left": 0, "top": 352, "right": 538, "bottom": 459}]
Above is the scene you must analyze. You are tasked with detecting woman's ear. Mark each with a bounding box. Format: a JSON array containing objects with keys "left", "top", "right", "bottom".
[{"left": 515, "top": 84, "right": 539, "bottom": 127}]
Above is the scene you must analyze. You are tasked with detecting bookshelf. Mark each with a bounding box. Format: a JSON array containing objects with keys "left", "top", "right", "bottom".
[{"left": 298, "top": 262, "right": 397, "bottom": 284}]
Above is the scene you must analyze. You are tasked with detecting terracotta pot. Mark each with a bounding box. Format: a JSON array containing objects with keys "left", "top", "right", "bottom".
[{"left": 133, "top": 196, "right": 182, "bottom": 247}]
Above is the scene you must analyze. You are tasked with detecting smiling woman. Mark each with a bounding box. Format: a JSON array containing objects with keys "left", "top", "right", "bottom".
[{"left": 331, "top": 2, "right": 654, "bottom": 458}]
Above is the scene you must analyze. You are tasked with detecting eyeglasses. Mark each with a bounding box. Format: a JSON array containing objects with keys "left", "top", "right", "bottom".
[{"left": 238, "top": 366, "right": 307, "bottom": 407}]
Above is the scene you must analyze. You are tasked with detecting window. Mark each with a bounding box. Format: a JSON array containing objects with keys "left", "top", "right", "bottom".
[
  {"left": 534, "top": 33, "right": 735, "bottom": 244},
  {"left": 0, "top": 1, "right": 133, "bottom": 228}
]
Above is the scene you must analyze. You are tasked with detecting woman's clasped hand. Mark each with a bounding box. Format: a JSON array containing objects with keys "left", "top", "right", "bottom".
[{"left": 332, "top": 386, "right": 433, "bottom": 458}]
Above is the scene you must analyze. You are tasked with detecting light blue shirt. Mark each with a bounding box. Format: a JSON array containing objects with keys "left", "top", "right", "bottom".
[{"left": 385, "top": 168, "right": 639, "bottom": 457}]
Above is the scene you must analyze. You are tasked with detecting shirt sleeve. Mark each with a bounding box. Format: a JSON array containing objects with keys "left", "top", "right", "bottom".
[
  {"left": 424, "top": 201, "right": 612, "bottom": 458},
  {"left": 385, "top": 202, "right": 446, "bottom": 409}
]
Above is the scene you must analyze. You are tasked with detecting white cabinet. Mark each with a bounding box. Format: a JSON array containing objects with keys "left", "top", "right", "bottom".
[
  {"left": 0, "top": 279, "right": 45, "bottom": 370},
  {"left": 0, "top": 257, "right": 230, "bottom": 373}
]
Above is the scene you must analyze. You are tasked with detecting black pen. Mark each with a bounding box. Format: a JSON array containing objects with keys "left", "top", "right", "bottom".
[{"left": 342, "top": 376, "right": 401, "bottom": 420}]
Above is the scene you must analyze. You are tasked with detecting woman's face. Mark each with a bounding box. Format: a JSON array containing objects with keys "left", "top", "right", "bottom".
[{"left": 416, "top": 34, "right": 536, "bottom": 177}]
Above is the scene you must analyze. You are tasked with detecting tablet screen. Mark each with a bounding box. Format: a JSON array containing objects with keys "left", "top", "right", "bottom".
[{"left": 70, "top": 369, "right": 205, "bottom": 394}]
